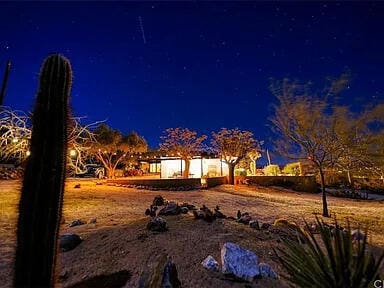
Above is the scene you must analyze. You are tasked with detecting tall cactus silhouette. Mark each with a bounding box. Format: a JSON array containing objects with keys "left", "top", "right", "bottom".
[{"left": 14, "top": 54, "right": 72, "bottom": 287}]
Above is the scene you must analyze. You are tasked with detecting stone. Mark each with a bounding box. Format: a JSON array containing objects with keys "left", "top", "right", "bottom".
[
  {"left": 147, "top": 217, "right": 168, "bottom": 232},
  {"left": 201, "top": 255, "right": 219, "bottom": 272},
  {"left": 158, "top": 202, "right": 181, "bottom": 216},
  {"left": 88, "top": 218, "right": 97, "bottom": 224},
  {"left": 258, "top": 263, "right": 278, "bottom": 279},
  {"left": 238, "top": 214, "right": 252, "bottom": 225},
  {"left": 249, "top": 220, "right": 260, "bottom": 230},
  {"left": 161, "top": 258, "right": 182, "bottom": 288},
  {"left": 74, "top": 183, "right": 81, "bottom": 188},
  {"left": 351, "top": 229, "right": 366, "bottom": 241},
  {"left": 180, "top": 207, "right": 189, "bottom": 214},
  {"left": 69, "top": 219, "right": 86, "bottom": 227},
  {"left": 261, "top": 223, "right": 271, "bottom": 230},
  {"left": 153, "top": 195, "right": 165, "bottom": 206},
  {"left": 60, "top": 233, "right": 82, "bottom": 252},
  {"left": 221, "top": 242, "right": 260, "bottom": 282}
]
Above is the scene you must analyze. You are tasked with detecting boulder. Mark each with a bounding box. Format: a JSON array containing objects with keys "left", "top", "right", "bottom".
[
  {"left": 180, "top": 207, "right": 189, "bottom": 214},
  {"left": 258, "top": 263, "right": 278, "bottom": 279},
  {"left": 153, "top": 195, "right": 165, "bottom": 206},
  {"left": 261, "top": 223, "right": 271, "bottom": 230},
  {"left": 238, "top": 214, "right": 252, "bottom": 225},
  {"left": 88, "top": 218, "right": 97, "bottom": 224},
  {"left": 147, "top": 217, "right": 168, "bottom": 232},
  {"left": 158, "top": 202, "right": 181, "bottom": 216},
  {"left": 201, "top": 255, "right": 219, "bottom": 272},
  {"left": 69, "top": 219, "right": 86, "bottom": 227},
  {"left": 60, "top": 233, "right": 82, "bottom": 252},
  {"left": 249, "top": 220, "right": 260, "bottom": 230},
  {"left": 221, "top": 242, "right": 260, "bottom": 282},
  {"left": 162, "top": 258, "right": 182, "bottom": 288}
]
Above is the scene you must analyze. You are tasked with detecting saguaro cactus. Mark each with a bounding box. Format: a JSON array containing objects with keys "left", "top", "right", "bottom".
[{"left": 14, "top": 54, "right": 72, "bottom": 287}]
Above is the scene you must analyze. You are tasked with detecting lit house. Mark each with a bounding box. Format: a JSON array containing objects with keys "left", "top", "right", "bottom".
[{"left": 159, "top": 157, "right": 229, "bottom": 179}]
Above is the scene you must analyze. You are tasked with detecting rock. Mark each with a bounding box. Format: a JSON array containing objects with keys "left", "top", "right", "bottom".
[
  {"left": 147, "top": 217, "right": 168, "bottom": 232},
  {"left": 201, "top": 255, "right": 219, "bottom": 272},
  {"left": 238, "top": 214, "right": 252, "bottom": 225},
  {"left": 74, "top": 183, "right": 81, "bottom": 188},
  {"left": 193, "top": 205, "right": 216, "bottom": 222},
  {"left": 88, "top": 218, "right": 97, "bottom": 224},
  {"left": 258, "top": 263, "right": 278, "bottom": 279},
  {"left": 59, "top": 270, "right": 69, "bottom": 281},
  {"left": 69, "top": 219, "right": 86, "bottom": 227},
  {"left": 158, "top": 202, "right": 181, "bottom": 216},
  {"left": 249, "top": 220, "right": 260, "bottom": 230},
  {"left": 214, "top": 206, "right": 226, "bottom": 218},
  {"left": 153, "top": 195, "right": 165, "bottom": 206},
  {"left": 221, "top": 242, "right": 260, "bottom": 282},
  {"left": 60, "top": 233, "right": 82, "bottom": 252},
  {"left": 180, "top": 202, "right": 196, "bottom": 210},
  {"left": 161, "top": 258, "right": 182, "bottom": 288},
  {"left": 180, "top": 207, "right": 189, "bottom": 214},
  {"left": 261, "top": 223, "right": 271, "bottom": 230},
  {"left": 351, "top": 229, "right": 366, "bottom": 241}
]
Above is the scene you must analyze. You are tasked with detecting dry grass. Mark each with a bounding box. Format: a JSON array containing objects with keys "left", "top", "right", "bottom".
[{"left": 0, "top": 179, "right": 383, "bottom": 287}]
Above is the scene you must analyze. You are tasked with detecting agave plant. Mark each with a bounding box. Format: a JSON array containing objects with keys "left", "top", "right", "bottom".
[{"left": 275, "top": 217, "right": 384, "bottom": 288}]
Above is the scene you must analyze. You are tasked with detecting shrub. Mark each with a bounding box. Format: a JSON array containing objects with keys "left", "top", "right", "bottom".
[
  {"left": 275, "top": 217, "right": 384, "bottom": 288},
  {"left": 283, "top": 162, "right": 301, "bottom": 176},
  {"left": 264, "top": 164, "right": 281, "bottom": 176}
]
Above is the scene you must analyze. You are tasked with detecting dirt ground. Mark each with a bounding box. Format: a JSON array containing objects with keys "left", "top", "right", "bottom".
[{"left": 1, "top": 179, "right": 383, "bottom": 287}]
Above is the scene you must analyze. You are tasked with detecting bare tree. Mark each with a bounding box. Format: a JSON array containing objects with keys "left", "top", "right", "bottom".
[
  {"left": 160, "top": 127, "right": 207, "bottom": 178},
  {"left": 211, "top": 128, "right": 260, "bottom": 185},
  {"left": 0, "top": 107, "right": 98, "bottom": 172},
  {"left": 0, "top": 108, "right": 31, "bottom": 163},
  {"left": 270, "top": 79, "right": 346, "bottom": 217}
]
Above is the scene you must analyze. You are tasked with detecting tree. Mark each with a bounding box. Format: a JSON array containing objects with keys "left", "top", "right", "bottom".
[
  {"left": 0, "top": 107, "right": 31, "bottom": 163},
  {"left": 211, "top": 128, "right": 260, "bottom": 185},
  {"left": 0, "top": 107, "right": 97, "bottom": 171},
  {"left": 333, "top": 104, "right": 384, "bottom": 185},
  {"left": 270, "top": 78, "right": 347, "bottom": 217},
  {"left": 91, "top": 124, "right": 147, "bottom": 178},
  {"left": 160, "top": 128, "right": 207, "bottom": 178}
]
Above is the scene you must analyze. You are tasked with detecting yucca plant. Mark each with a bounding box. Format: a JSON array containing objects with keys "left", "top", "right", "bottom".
[{"left": 275, "top": 217, "right": 384, "bottom": 288}]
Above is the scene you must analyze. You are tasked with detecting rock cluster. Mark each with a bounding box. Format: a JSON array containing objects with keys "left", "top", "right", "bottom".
[
  {"left": 147, "top": 217, "right": 168, "bottom": 232},
  {"left": 193, "top": 205, "right": 226, "bottom": 222},
  {"left": 201, "top": 242, "right": 278, "bottom": 282}
]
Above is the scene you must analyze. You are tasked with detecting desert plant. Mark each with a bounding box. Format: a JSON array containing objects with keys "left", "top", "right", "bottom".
[
  {"left": 14, "top": 54, "right": 71, "bottom": 287},
  {"left": 264, "top": 164, "right": 281, "bottom": 176},
  {"left": 275, "top": 217, "right": 384, "bottom": 288}
]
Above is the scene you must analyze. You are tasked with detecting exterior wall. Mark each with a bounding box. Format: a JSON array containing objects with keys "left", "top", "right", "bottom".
[
  {"left": 107, "top": 178, "right": 201, "bottom": 189},
  {"left": 243, "top": 175, "right": 318, "bottom": 193},
  {"left": 205, "top": 176, "right": 228, "bottom": 188}
]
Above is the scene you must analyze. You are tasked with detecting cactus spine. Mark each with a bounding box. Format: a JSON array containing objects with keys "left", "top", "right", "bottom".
[{"left": 14, "top": 54, "right": 72, "bottom": 287}]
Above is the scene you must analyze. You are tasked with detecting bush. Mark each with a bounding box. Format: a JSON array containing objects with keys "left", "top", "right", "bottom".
[
  {"left": 263, "top": 164, "right": 281, "bottom": 176},
  {"left": 275, "top": 217, "right": 384, "bottom": 288},
  {"left": 282, "top": 162, "right": 301, "bottom": 176}
]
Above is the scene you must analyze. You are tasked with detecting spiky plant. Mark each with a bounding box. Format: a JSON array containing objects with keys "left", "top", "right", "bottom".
[
  {"left": 275, "top": 217, "right": 384, "bottom": 288},
  {"left": 14, "top": 54, "right": 72, "bottom": 287}
]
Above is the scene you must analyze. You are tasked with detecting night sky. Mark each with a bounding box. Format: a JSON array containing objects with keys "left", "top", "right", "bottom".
[{"left": 1, "top": 2, "right": 384, "bottom": 155}]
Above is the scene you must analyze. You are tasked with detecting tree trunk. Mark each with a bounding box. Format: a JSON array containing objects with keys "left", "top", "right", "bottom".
[
  {"left": 228, "top": 164, "right": 235, "bottom": 185},
  {"left": 346, "top": 170, "right": 353, "bottom": 188},
  {"left": 183, "top": 159, "right": 190, "bottom": 178},
  {"left": 107, "top": 167, "right": 115, "bottom": 179},
  {"left": 319, "top": 167, "right": 329, "bottom": 217}
]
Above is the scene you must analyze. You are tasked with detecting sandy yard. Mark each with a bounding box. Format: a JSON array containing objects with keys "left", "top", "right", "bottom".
[{"left": 1, "top": 179, "right": 383, "bottom": 287}]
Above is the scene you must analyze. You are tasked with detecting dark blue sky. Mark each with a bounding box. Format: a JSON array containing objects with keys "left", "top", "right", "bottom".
[{"left": 1, "top": 1, "right": 383, "bottom": 153}]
